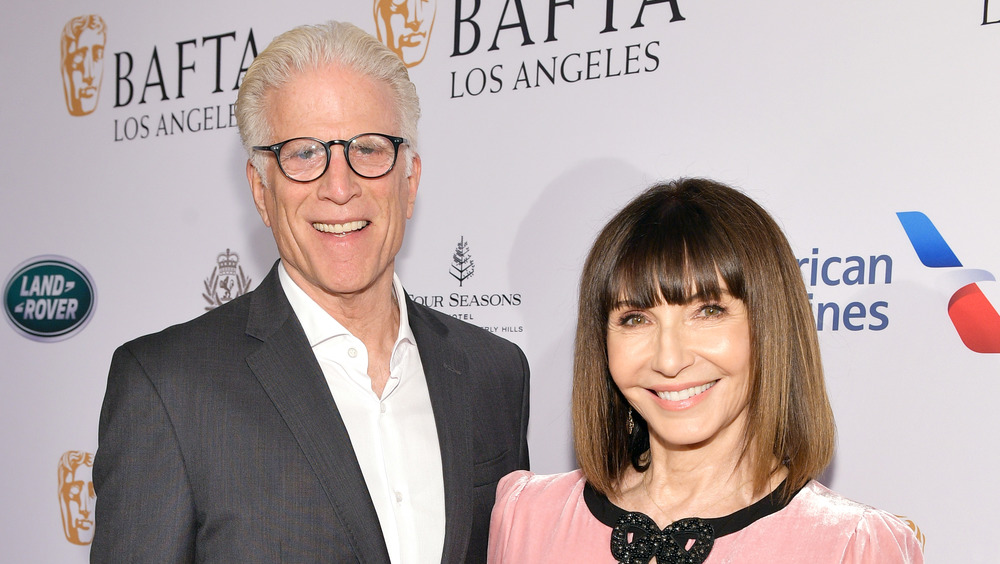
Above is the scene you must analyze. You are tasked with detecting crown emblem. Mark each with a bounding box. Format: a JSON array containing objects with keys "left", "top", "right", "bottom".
[
  {"left": 216, "top": 249, "right": 240, "bottom": 276},
  {"left": 203, "top": 249, "right": 252, "bottom": 310}
]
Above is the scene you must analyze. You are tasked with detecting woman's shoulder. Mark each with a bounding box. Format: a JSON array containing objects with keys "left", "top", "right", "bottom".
[
  {"left": 496, "top": 468, "right": 587, "bottom": 504},
  {"left": 790, "top": 481, "right": 925, "bottom": 562},
  {"left": 489, "top": 469, "right": 611, "bottom": 563},
  {"left": 796, "top": 481, "right": 908, "bottom": 524}
]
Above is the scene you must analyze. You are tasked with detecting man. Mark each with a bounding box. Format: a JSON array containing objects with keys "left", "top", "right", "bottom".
[{"left": 91, "top": 21, "right": 529, "bottom": 563}]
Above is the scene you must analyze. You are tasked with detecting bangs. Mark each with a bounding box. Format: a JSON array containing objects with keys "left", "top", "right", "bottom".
[{"left": 605, "top": 197, "right": 745, "bottom": 312}]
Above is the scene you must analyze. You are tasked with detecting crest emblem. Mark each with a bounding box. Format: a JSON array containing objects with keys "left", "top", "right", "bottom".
[{"left": 202, "top": 249, "right": 252, "bottom": 310}]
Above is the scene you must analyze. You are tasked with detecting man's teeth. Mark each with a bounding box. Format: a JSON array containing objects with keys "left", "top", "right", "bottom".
[
  {"left": 313, "top": 220, "right": 368, "bottom": 235},
  {"left": 656, "top": 381, "right": 716, "bottom": 402}
]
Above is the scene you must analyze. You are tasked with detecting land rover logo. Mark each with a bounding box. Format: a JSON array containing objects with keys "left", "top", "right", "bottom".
[{"left": 4, "top": 256, "right": 97, "bottom": 342}]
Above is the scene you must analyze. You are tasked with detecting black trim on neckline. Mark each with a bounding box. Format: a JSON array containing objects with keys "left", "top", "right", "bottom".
[{"left": 583, "top": 479, "right": 801, "bottom": 538}]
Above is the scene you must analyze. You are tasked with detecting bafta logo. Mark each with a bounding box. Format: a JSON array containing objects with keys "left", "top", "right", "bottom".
[
  {"left": 60, "top": 15, "right": 107, "bottom": 116},
  {"left": 374, "top": 0, "right": 437, "bottom": 67},
  {"left": 61, "top": 14, "right": 107, "bottom": 116},
  {"left": 58, "top": 451, "right": 96, "bottom": 545},
  {"left": 895, "top": 515, "right": 926, "bottom": 550}
]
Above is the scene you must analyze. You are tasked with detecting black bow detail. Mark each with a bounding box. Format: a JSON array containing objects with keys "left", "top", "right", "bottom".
[{"left": 610, "top": 512, "right": 715, "bottom": 564}]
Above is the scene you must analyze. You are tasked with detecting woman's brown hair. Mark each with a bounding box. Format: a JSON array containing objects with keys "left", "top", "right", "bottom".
[{"left": 573, "top": 178, "right": 835, "bottom": 501}]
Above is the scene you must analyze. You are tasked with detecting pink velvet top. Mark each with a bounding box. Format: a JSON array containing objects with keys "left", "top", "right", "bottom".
[{"left": 488, "top": 470, "right": 923, "bottom": 563}]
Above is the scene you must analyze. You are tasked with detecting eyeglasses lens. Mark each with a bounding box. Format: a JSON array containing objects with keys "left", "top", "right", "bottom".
[{"left": 277, "top": 135, "right": 397, "bottom": 181}]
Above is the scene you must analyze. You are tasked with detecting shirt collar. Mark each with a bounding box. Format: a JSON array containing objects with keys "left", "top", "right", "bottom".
[{"left": 277, "top": 261, "right": 416, "bottom": 358}]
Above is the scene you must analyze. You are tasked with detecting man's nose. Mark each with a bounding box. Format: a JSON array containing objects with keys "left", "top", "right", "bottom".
[{"left": 316, "top": 151, "right": 362, "bottom": 204}]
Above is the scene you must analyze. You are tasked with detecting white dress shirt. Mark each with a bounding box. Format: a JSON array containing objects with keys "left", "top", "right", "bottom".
[{"left": 278, "top": 262, "right": 445, "bottom": 564}]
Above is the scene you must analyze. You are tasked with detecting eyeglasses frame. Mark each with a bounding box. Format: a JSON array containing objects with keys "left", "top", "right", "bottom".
[{"left": 252, "top": 132, "right": 408, "bottom": 182}]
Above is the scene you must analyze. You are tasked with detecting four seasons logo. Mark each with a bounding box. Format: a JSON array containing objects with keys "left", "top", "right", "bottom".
[
  {"left": 61, "top": 15, "right": 107, "bottom": 116},
  {"left": 374, "top": 0, "right": 436, "bottom": 67},
  {"left": 203, "top": 249, "right": 252, "bottom": 310},
  {"left": 450, "top": 236, "right": 475, "bottom": 287}
]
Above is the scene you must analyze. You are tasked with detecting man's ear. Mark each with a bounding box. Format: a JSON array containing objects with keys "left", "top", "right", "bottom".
[
  {"left": 247, "top": 160, "right": 272, "bottom": 227},
  {"left": 405, "top": 153, "right": 421, "bottom": 219}
]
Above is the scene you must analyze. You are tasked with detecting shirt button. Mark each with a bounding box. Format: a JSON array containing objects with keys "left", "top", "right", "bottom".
[
  {"left": 348, "top": 347, "right": 358, "bottom": 358},
  {"left": 380, "top": 404, "right": 387, "bottom": 414},
  {"left": 395, "top": 491, "right": 403, "bottom": 503}
]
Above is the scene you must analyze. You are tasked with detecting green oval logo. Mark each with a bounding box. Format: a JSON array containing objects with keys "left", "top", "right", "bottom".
[{"left": 3, "top": 256, "right": 97, "bottom": 342}]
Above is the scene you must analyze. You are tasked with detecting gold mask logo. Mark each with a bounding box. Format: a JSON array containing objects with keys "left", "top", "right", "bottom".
[
  {"left": 58, "top": 451, "right": 96, "bottom": 545},
  {"left": 374, "top": 0, "right": 436, "bottom": 67},
  {"left": 61, "top": 15, "right": 107, "bottom": 116},
  {"left": 895, "top": 514, "right": 926, "bottom": 551}
]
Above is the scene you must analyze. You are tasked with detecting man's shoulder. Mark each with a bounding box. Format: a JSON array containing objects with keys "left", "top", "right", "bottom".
[{"left": 121, "top": 285, "right": 258, "bottom": 354}]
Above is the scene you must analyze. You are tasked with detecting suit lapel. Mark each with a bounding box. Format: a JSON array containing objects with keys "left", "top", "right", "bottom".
[
  {"left": 407, "top": 297, "right": 475, "bottom": 564},
  {"left": 244, "top": 264, "right": 390, "bottom": 564}
]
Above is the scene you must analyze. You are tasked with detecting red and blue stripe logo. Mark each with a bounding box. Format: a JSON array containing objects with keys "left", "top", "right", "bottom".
[{"left": 897, "top": 211, "right": 1000, "bottom": 353}]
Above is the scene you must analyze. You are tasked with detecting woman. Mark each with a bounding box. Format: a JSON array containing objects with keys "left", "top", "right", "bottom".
[{"left": 488, "top": 179, "right": 923, "bottom": 563}]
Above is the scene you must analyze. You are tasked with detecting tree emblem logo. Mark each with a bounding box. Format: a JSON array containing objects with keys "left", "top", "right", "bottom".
[{"left": 450, "top": 236, "right": 475, "bottom": 287}]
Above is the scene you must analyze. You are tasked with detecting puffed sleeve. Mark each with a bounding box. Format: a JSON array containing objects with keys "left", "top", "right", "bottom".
[
  {"left": 841, "top": 510, "right": 925, "bottom": 564},
  {"left": 486, "top": 470, "right": 534, "bottom": 564}
]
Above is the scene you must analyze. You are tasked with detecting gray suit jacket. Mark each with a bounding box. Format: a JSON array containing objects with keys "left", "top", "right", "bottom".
[{"left": 91, "top": 263, "right": 530, "bottom": 563}]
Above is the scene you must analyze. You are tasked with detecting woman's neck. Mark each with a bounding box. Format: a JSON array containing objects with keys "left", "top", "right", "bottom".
[{"left": 613, "top": 448, "right": 786, "bottom": 528}]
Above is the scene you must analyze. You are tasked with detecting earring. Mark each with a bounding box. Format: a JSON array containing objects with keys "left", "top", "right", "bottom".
[{"left": 627, "top": 409, "right": 635, "bottom": 434}]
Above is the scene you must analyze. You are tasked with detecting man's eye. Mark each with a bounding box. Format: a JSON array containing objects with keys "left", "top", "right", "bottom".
[{"left": 290, "top": 147, "right": 321, "bottom": 160}]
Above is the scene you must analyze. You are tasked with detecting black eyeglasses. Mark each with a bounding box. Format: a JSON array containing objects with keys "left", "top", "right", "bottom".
[{"left": 252, "top": 133, "right": 408, "bottom": 182}]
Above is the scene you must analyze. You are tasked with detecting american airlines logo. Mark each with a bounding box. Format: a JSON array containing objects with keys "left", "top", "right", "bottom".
[{"left": 897, "top": 211, "right": 1000, "bottom": 353}]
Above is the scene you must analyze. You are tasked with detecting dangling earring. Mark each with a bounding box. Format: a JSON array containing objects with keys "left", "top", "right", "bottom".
[{"left": 627, "top": 408, "right": 635, "bottom": 434}]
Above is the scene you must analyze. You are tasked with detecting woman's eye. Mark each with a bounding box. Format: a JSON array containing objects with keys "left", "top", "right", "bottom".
[
  {"left": 699, "top": 304, "right": 725, "bottom": 317},
  {"left": 618, "top": 313, "right": 646, "bottom": 326}
]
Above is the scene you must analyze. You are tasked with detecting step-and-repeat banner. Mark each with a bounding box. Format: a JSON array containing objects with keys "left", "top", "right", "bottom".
[{"left": 3, "top": 1, "right": 996, "bottom": 561}]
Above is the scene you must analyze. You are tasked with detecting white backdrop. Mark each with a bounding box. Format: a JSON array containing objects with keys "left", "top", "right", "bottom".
[{"left": 3, "top": 1, "right": 997, "bottom": 561}]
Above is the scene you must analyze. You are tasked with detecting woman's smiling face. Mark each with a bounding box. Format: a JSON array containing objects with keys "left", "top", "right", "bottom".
[{"left": 607, "top": 285, "right": 752, "bottom": 453}]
